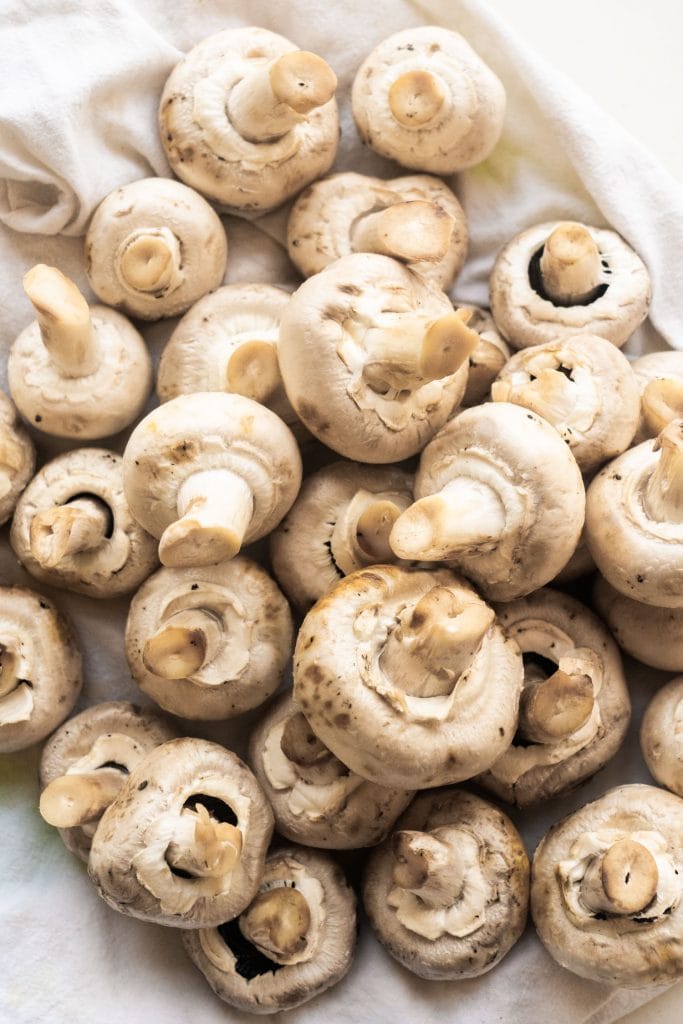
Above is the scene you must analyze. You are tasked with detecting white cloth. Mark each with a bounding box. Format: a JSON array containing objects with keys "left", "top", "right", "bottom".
[{"left": 0, "top": 2, "right": 681, "bottom": 1023}]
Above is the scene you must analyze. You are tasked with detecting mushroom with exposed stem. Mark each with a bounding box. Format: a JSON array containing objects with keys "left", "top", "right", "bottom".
[
  {"left": 8, "top": 264, "right": 152, "bottom": 439},
  {"left": 639, "top": 676, "right": 683, "bottom": 798},
  {"left": 457, "top": 306, "right": 510, "bottom": 408},
  {"left": 489, "top": 221, "right": 651, "bottom": 350},
  {"left": 631, "top": 351, "right": 683, "bottom": 442},
  {"left": 159, "top": 27, "right": 338, "bottom": 216},
  {"left": 0, "top": 392, "right": 35, "bottom": 526},
  {"left": 351, "top": 27, "right": 505, "bottom": 175}
]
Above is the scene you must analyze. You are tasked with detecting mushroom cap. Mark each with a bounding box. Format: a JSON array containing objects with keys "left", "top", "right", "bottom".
[
  {"left": 0, "top": 392, "right": 35, "bottom": 526},
  {"left": 39, "top": 701, "right": 178, "bottom": 861},
  {"left": 183, "top": 844, "right": 356, "bottom": 1014},
  {"left": 88, "top": 737, "right": 274, "bottom": 928},
  {"left": 553, "top": 522, "right": 596, "bottom": 585},
  {"left": 9, "top": 304, "right": 152, "bottom": 440},
  {"left": 293, "top": 565, "right": 523, "bottom": 790},
  {"left": 351, "top": 27, "right": 505, "bottom": 174},
  {"left": 249, "top": 692, "right": 413, "bottom": 849},
  {"left": 84, "top": 178, "right": 227, "bottom": 320},
  {"left": 478, "top": 588, "right": 631, "bottom": 807},
  {"left": 125, "top": 557, "right": 293, "bottom": 720},
  {"left": 492, "top": 333, "right": 640, "bottom": 473},
  {"left": 593, "top": 575, "right": 683, "bottom": 672},
  {"left": 11, "top": 448, "right": 159, "bottom": 599},
  {"left": 632, "top": 351, "right": 683, "bottom": 442},
  {"left": 122, "top": 392, "right": 302, "bottom": 546},
  {"left": 459, "top": 306, "right": 510, "bottom": 408},
  {"left": 531, "top": 783, "right": 683, "bottom": 987},
  {"left": 0, "top": 587, "right": 82, "bottom": 754},
  {"left": 363, "top": 789, "right": 529, "bottom": 980},
  {"left": 159, "top": 27, "right": 339, "bottom": 215},
  {"left": 640, "top": 676, "right": 683, "bottom": 797},
  {"left": 490, "top": 222, "right": 651, "bottom": 350},
  {"left": 270, "top": 460, "right": 414, "bottom": 612},
  {"left": 287, "top": 171, "right": 468, "bottom": 290},
  {"left": 277, "top": 253, "right": 469, "bottom": 463}
]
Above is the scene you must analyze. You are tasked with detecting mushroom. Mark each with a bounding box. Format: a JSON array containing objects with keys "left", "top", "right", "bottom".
[
  {"left": 249, "top": 693, "right": 413, "bottom": 849},
  {"left": 39, "top": 701, "right": 178, "bottom": 861},
  {"left": 478, "top": 588, "right": 631, "bottom": 807},
  {"left": 640, "top": 677, "right": 683, "bottom": 797},
  {"left": 8, "top": 265, "right": 152, "bottom": 439},
  {"left": 294, "top": 565, "right": 523, "bottom": 790},
  {"left": 631, "top": 351, "right": 683, "bottom": 442},
  {"left": 489, "top": 221, "right": 651, "bottom": 350},
  {"left": 88, "top": 738, "right": 274, "bottom": 928},
  {"left": 84, "top": 178, "right": 227, "bottom": 321},
  {"left": 277, "top": 253, "right": 478, "bottom": 463},
  {"left": 183, "top": 844, "right": 356, "bottom": 1014},
  {"left": 593, "top": 575, "right": 683, "bottom": 672},
  {"left": 159, "top": 27, "right": 338, "bottom": 216},
  {"left": 491, "top": 333, "right": 640, "bottom": 473},
  {"left": 553, "top": 525, "right": 596, "bottom": 585},
  {"left": 390, "top": 403, "right": 585, "bottom": 601},
  {"left": 125, "top": 557, "right": 293, "bottom": 720},
  {"left": 531, "top": 784, "right": 683, "bottom": 987},
  {"left": 0, "top": 392, "right": 35, "bottom": 526},
  {"left": 0, "top": 587, "right": 82, "bottom": 754},
  {"left": 286, "top": 171, "right": 468, "bottom": 291},
  {"left": 585, "top": 421, "right": 683, "bottom": 608},
  {"left": 122, "top": 392, "right": 302, "bottom": 569},
  {"left": 363, "top": 789, "right": 529, "bottom": 979},
  {"left": 458, "top": 307, "right": 510, "bottom": 409},
  {"left": 270, "top": 460, "right": 414, "bottom": 612},
  {"left": 11, "top": 448, "right": 159, "bottom": 599},
  {"left": 351, "top": 27, "right": 505, "bottom": 174}
]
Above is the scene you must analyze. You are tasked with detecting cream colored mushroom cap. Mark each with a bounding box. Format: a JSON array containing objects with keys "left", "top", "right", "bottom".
[
  {"left": 352, "top": 26, "right": 505, "bottom": 174},
  {"left": 39, "top": 701, "right": 178, "bottom": 862},
  {"left": 531, "top": 784, "right": 683, "bottom": 987},
  {"left": 632, "top": 351, "right": 683, "bottom": 442},
  {"left": 490, "top": 221, "right": 651, "bottom": 350},
  {"left": 458, "top": 306, "right": 510, "bottom": 408},
  {"left": 0, "top": 392, "right": 35, "bottom": 526},
  {"left": 88, "top": 737, "right": 274, "bottom": 928},
  {"left": 159, "top": 27, "right": 339, "bottom": 216},
  {"left": 593, "top": 575, "right": 683, "bottom": 672},
  {"left": 125, "top": 557, "right": 293, "bottom": 721},
  {"left": 640, "top": 677, "right": 683, "bottom": 797},
  {"left": 0, "top": 587, "right": 82, "bottom": 754},
  {"left": 85, "top": 178, "right": 227, "bottom": 320},
  {"left": 11, "top": 448, "right": 159, "bottom": 599}
]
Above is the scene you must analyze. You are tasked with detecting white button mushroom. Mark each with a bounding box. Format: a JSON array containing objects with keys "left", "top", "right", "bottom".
[
  {"left": 478, "top": 588, "right": 631, "bottom": 807},
  {"left": 159, "top": 27, "right": 338, "bottom": 216},
  {"left": 631, "top": 351, "right": 683, "bottom": 442},
  {"left": 125, "top": 557, "right": 293, "bottom": 720},
  {"left": 287, "top": 171, "right": 468, "bottom": 291},
  {"left": 84, "top": 178, "right": 228, "bottom": 321},
  {"left": 277, "top": 253, "right": 478, "bottom": 463},
  {"left": 10, "top": 448, "right": 159, "bottom": 599},
  {"left": 390, "top": 403, "right": 585, "bottom": 601},
  {"left": 640, "top": 677, "right": 683, "bottom": 797},
  {"left": 122, "top": 392, "right": 302, "bottom": 569},
  {"left": 458, "top": 306, "right": 510, "bottom": 409},
  {"left": 531, "top": 784, "right": 683, "bottom": 987},
  {"left": 39, "top": 701, "right": 178, "bottom": 861},
  {"left": 351, "top": 27, "right": 505, "bottom": 174},
  {"left": 0, "top": 587, "right": 82, "bottom": 754},
  {"left": 183, "top": 845, "right": 356, "bottom": 1014},
  {"left": 294, "top": 565, "right": 523, "bottom": 790},
  {"left": 0, "top": 392, "right": 35, "bottom": 526},
  {"left": 88, "top": 738, "right": 274, "bottom": 928},
  {"left": 363, "top": 789, "right": 529, "bottom": 979},
  {"left": 9, "top": 265, "right": 152, "bottom": 439},
  {"left": 490, "top": 221, "right": 651, "bottom": 350},
  {"left": 593, "top": 575, "right": 683, "bottom": 672}
]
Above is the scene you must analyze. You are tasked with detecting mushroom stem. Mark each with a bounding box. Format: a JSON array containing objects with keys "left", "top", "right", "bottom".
[
  {"left": 142, "top": 609, "right": 222, "bottom": 679},
  {"left": 279, "top": 711, "right": 346, "bottom": 785},
  {"left": 580, "top": 839, "right": 659, "bottom": 916},
  {"left": 158, "top": 469, "right": 254, "bottom": 568},
  {"left": 363, "top": 307, "right": 479, "bottom": 392},
  {"left": 518, "top": 668, "right": 594, "bottom": 745},
  {"left": 351, "top": 201, "right": 454, "bottom": 263},
  {"left": 0, "top": 645, "right": 18, "bottom": 699},
  {"left": 330, "top": 488, "right": 408, "bottom": 576},
  {"left": 29, "top": 497, "right": 110, "bottom": 569},
  {"left": 539, "top": 223, "right": 604, "bottom": 306},
  {"left": 642, "top": 378, "right": 683, "bottom": 437},
  {"left": 167, "top": 803, "right": 242, "bottom": 878},
  {"left": 240, "top": 886, "right": 312, "bottom": 964},
  {"left": 226, "top": 341, "right": 281, "bottom": 405},
  {"left": 644, "top": 421, "right": 683, "bottom": 524},
  {"left": 390, "top": 478, "right": 506, "bottom": 561},
  {"left": 23, "top": 264, "right": 99, "bottom": 377},
  {"left": 388, "top": 70, "right": 446, "bottom": 128},
  {"left": 392, "top": 827, "right": 466, "bottom": 908},
  {"left": 227, "top": 50, "right": 337, "bottom": 143},
  {"left": 116, "top": 227, "right": 183, "bottom": 295},
  {"left": 39, "top": 771, "right": 124, "bottom": 828},
  {"left": 491, "top": 368, "right": 576, "bottom": 425}
]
